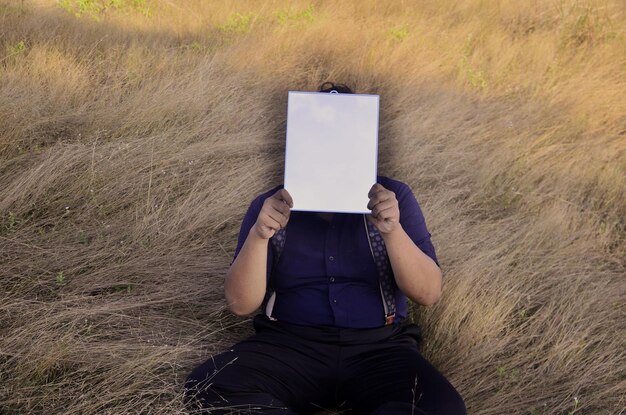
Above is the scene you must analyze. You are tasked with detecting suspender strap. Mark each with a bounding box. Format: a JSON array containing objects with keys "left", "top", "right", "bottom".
[
  {"left": 363, "top": 214, "right": 397, "bottom": 325},
  {"left": 263, "top": 227, "right": 286, "bottom": 320}
]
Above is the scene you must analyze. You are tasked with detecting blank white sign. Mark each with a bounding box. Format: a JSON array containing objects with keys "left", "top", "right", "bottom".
[{"left": 284, "top": 91, "right": 379, "bottom": 213}]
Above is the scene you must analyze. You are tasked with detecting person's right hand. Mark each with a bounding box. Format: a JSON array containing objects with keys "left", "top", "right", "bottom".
[{"left": 251, "top": 188, "right": 293, "bottom": 240}]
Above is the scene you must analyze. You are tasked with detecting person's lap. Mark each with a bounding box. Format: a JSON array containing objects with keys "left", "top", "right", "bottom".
[
  {"left": 184, "top": 319, "right": 466, "bottom": 415},
  {"left": 339, "top": 338, "right": 466, "bottom": 414},
  {"left": 185, "top": 326, "right": 337, "bottom": 414}
]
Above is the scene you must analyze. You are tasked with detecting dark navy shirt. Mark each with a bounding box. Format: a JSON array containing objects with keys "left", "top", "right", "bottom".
[{"left": 231, "top": 175, "right": 439, "bottom": 329}]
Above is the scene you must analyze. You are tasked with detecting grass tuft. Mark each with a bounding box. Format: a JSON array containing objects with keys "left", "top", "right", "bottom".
[{"left": 217, "top": 12, "right": 258, "bottom": 34}]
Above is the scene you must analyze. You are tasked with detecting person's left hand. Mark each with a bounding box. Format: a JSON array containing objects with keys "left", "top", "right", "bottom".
[{"left": 366, "top": 183, "right": 400, "bottom": 235}]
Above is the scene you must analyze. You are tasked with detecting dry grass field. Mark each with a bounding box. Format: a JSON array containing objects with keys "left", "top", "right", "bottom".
[{"left": 1, "top": 0, "right": 625, "bottom": 414}]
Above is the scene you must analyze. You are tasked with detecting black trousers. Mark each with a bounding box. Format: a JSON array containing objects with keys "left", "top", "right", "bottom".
[{"left": 184, "top": 315, "right": 466, "bottom": 415}]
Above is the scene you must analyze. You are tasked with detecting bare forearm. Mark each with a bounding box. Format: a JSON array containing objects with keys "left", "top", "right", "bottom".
[
  {"left": 225, "top": 189, "right": 293, "bottom": 316},
  {"left": 224, "top": 229, "right": 269, "bottom": 315},
  {"left": 382, "top": 225, "right": 442, "bottom": 306}
]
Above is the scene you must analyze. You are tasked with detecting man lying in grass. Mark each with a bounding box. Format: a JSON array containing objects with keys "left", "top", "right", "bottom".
[{"left": 184, "top": 83, "right": 466, "bottom": 415}]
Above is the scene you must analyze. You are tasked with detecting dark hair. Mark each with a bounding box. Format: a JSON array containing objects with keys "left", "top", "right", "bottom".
[{"left": 318, "top": 82, "right": 354, "bottom": 94}]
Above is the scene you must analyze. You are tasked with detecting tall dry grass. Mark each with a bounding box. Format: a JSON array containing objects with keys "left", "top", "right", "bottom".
[{"left": 1, "top": 0, "right": 624, "bottom": 414}]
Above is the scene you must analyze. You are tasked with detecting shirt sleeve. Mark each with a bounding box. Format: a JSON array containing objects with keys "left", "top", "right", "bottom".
[
  {"left": 396, "top": 183, "right": 440, "bottom": 268},
  {"left": 230, "top": 195, "right": 274, "bottom": 281}
]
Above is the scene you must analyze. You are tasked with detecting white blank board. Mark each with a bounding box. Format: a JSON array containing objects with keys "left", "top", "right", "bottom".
[{"left": 284, "top": 91, "right": 379, "bottom": 213}]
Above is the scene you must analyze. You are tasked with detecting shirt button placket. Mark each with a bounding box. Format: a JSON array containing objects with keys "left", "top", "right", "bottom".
[{"left": 326, "top": 221, "right": 340, "bottom": 319}]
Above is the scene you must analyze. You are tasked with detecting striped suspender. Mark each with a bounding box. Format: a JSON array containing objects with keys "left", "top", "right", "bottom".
[{"left": 263, "top": 216, "right": 397, "bottom": 325}]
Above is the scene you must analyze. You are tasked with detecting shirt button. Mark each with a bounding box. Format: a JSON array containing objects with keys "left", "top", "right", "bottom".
[
  {"left": 329, "top": 277, "right": 335, "bottom": 282},
  {"left": 332, "top": 299, "right": 337, "bottom": 304},
  {"left": 329, "top": 255, "right": 334, "bottom": 261}
]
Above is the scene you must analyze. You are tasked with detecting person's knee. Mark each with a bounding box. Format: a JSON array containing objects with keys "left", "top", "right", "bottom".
[
  {"left": 183, "top": 360, "right": 226, "bottom": 409},
  {"left": 439, "top": 388, "right": 467, "bottom": 415},
  {"left": 369, "top": 401, "right": 428, "bottom": 414},
  {"left": 367, "top": 382, "right": 467, "bottom": 415},
  {"left": 369, "top": 397, "right": 466, "bottom": 415}
]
